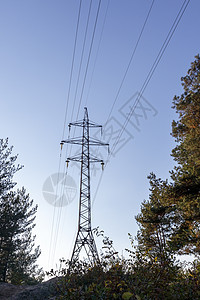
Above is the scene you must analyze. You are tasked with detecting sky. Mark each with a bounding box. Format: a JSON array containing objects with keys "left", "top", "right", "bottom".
[{"left": 0, "top": 0, "right": 200, "bottom": 274}]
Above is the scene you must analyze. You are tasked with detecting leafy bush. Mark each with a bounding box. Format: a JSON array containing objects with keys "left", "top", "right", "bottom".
[{"left": 46, "top": 229, "right": 200, "bottom": 299}]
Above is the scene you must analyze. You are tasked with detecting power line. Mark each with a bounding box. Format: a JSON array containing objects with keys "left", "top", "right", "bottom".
[
  {"left": 51, "top": 170, "right": 69, "bottom": 267},
  {"left": 61, "top": 0, "right": 82, "bottom": 141},
  {"left": 91, "top": 0, "right": 155, "bottom": 205},
  {"left": 51, "top": 127, "right": 72, "bottom": 266},
  {"left": 92, "top": 0, "right": 155, "bottom": 172},
  {"left": 68, "top": 0, "right": 102, "bottom": 161},
  {"left": 70, "top": 0, "right": 93, "bottom": 124},
  {"left": 76, "top": 0, "right": 102, "bottom": 121},
  {"left": 106, "top": 0, "right": 155, "bottom": 123},
  {"left": 85, "top": 0, "right": 110, "bottom": 107},
  {"left": 110, "top": 0, "right": 190, "bottom": 157},
  {"left": 47, "top": 157, "right": 62, "bottom": 268},
  {"left": 48, "top": 0, "right": 82, "bottom": 269},
  {"left": 93, "top": 0, "right": 190, "bottom": 205},
  {"left": 51, "top": 0, "right": 190, "bottom": 266},
  {"left": 68, "top": 0, "right": 93, "bottom": 161}
]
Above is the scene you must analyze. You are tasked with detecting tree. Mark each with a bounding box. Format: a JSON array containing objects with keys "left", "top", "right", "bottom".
[
  {"left": 135, "top": 55, "right": 200, "bottom": 262},
  {"left": 135, "top": 173, "right": 175, "bottom": 267},
  {"left": 0, "top": 138, "right": 43, "bottom": 283},
  {"left": 170, "top": 54, "right": 200, "bottom": 255},
  {"left": 0, "top": 138, "right": 22, "bottom": 195}
]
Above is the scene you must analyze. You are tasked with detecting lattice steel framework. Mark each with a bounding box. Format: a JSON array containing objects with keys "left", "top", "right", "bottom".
[{"left": 61, "top": 107, "right": 109, "bottom": 265}]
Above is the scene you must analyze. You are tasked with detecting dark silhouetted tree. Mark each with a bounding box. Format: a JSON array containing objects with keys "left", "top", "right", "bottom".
[
  {"left": 0, "top": 138, "right": 43, "bottom": 283},
  {"left": 135, "top": 173, "right": 175, "bottom": 267}
]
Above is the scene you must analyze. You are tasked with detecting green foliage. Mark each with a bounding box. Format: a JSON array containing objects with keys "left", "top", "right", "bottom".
[
  {"left": 0, "top": 138, "right": 43, "bottom": 284},
  {"left": 135, "top": 174, "right": 176, "bottom": 267},
  {"left": 135, "top": 55, "right": 200, "bottom": 265},
  {"left": 49, "top": 232, "right": 200, "bottom": 299},
  {"left": 170, "top": 54, "right": 200, "bottom": 255},
  {"left": 56, "top": 263, "right": 133, "bottom": 299},
  {"left": 52, "top": 232, "right": 136, "bottom": 300}
]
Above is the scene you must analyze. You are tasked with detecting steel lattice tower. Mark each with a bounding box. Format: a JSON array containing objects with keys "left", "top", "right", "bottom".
[{"left": 61, "top": 108, "right": 109, "bottom": 265}]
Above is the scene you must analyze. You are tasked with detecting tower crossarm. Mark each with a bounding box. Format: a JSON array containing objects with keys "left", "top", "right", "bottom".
[
  {"left": 68, "top": 120, "right": 103, "bottom": 129},
  {"left": 66, "top": 155, "right": 104, "bottom": 164},
  {"left": 61, "top": 137, "right": 109, "bottom": 147}
]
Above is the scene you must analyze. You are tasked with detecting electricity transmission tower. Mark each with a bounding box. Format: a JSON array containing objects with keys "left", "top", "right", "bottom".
[{"left": 61, "top": 107, "right": 109, "bottom": 265}]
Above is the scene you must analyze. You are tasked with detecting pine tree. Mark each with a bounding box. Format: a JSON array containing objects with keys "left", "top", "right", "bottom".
[
  {"left": 0, "top": 138, "right": 22, "bottom": 195},
  {"left": 169, "top": 55, "right": 200, "bottom": 255},
  {"left": 135, "top": 55, "right": 200, "bottom": 260},
  {"left": 0, "top": 138, "right": 43, "bottom": 283},
  {"left": 135, "top": 173, "right": 175, "bottom": 266}
]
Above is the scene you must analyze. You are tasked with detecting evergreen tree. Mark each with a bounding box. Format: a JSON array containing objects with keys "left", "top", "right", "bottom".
[
  {"left": 136, "top": 55, "right": 200, "bottom": 262},
  {"left": 135, "top": 174, "right": 175, "bottom": 267},
  {"left": 170, "top": 54, "right": 200, "bottom": 255},
  {"left": 0, "top": 138, "right": 43, "bottom": 283},
  {"left": 0, "top": 138, "right": 22, "bottom": 195}
]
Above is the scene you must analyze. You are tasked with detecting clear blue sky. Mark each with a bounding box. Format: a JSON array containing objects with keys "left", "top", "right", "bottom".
[{"left": 0, "top": 0, "right": 200, "bottom": 273}]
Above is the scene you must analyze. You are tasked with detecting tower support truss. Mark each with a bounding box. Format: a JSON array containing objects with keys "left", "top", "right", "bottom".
[{"left": 61, "top": 108, "right": 109, "bottom": 265}]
